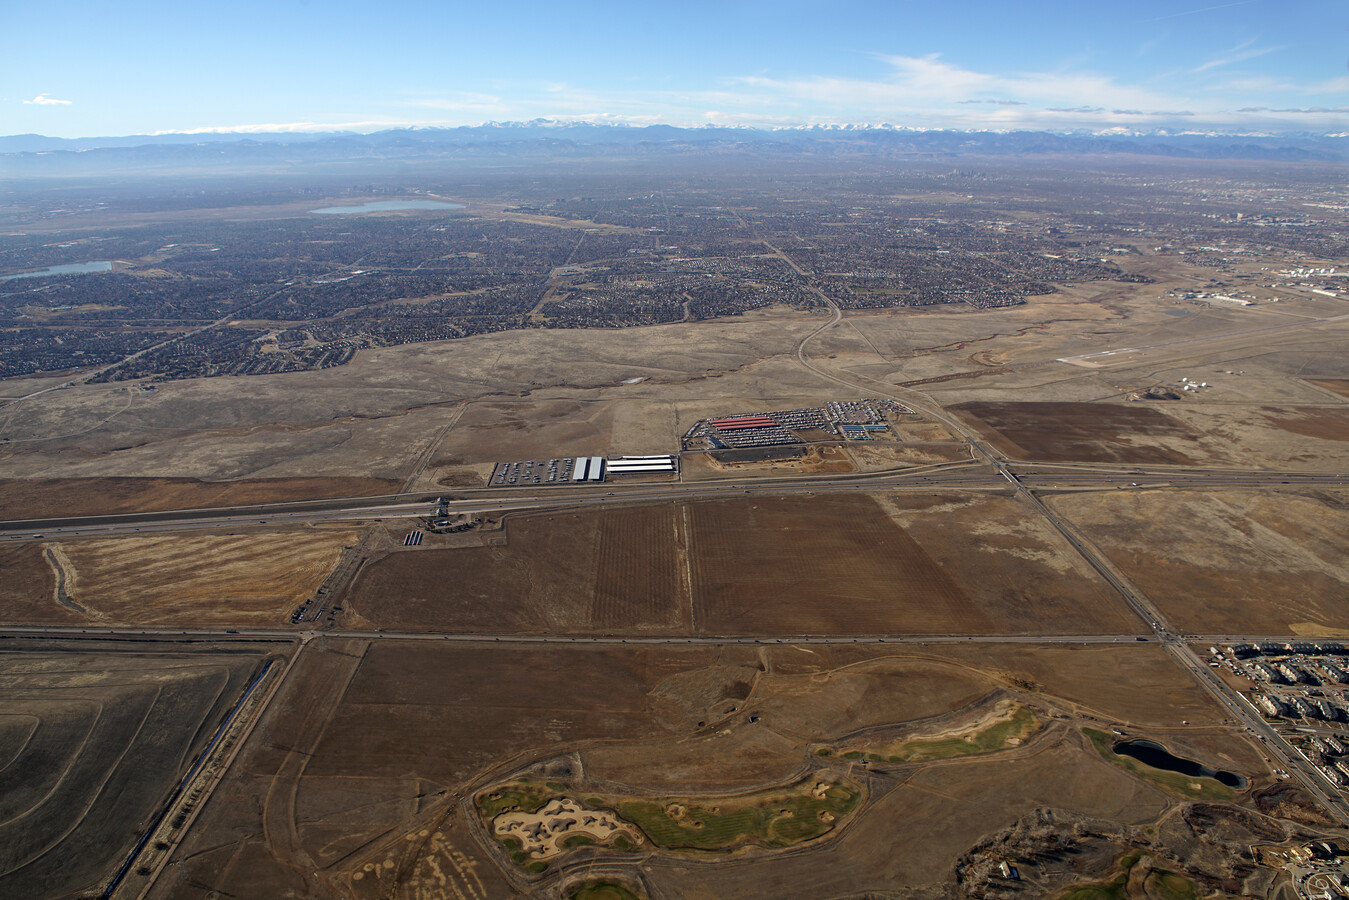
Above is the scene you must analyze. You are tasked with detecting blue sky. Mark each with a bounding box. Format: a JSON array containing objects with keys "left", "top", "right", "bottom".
[{"left": 3, "top": 0, "right": 1346, "bottom": 137}]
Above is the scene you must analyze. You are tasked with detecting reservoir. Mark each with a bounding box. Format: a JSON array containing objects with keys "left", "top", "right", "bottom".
[
  {"left": 0, "top": 261, "right": 113, "bottom": 282},
  {"left": 1113, "top": 739, "right": 1246, "bottom": 788},
  {"left": 310, "top": 200, "right": 465, "bottom": 215}
]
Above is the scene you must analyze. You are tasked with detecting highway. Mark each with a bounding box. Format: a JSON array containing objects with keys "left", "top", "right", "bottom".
[
  {"left": 1, "top": 460, "right": 1345, "bottom": 542},
  {"left": 0, "top": 624, "right": 1162, "bottom": 644}
]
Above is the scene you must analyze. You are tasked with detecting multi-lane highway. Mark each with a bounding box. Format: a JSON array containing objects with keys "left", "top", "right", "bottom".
[{"left": 1, "top": 458, "right": 1345, "bottom": 542}]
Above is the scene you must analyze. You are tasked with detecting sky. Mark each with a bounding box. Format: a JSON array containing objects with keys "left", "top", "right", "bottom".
[{"left": 3, "top": 0, "right": 1347, "bottom": 138}]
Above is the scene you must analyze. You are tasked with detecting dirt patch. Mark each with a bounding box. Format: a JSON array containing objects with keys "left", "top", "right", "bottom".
[
  {"left": 953, "top": 401, "right": 1204, "bottom": 464},
  {"left": 490, "top": 797, "right": 643, "bottom": 862},
  {"left": 0, "top": 476, "right": 400, "bottom": 520}
]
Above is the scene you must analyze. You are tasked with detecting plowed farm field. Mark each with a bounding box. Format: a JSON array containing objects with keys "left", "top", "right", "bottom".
[
  {"left": 688, "top": 495, "right": 984, "bottom": 635},
  {"left": 346, "top": 504, "right": 688, "bottom": 633},
  {"left": 348, "top": 493, "right": 1133, "bottom": 636}
]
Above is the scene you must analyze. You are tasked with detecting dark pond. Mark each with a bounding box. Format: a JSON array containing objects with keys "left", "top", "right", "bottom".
[{"left": 1113, "top": 739, "right": 1246, "bottom": 788}]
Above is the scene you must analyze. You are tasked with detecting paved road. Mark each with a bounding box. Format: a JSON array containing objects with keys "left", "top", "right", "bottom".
[
  {"left": 0, "top": 624, "right": 1159, "bottom": 644},
  {"left": 1, "top": 461, "right": 1344, "bottom": 542}
]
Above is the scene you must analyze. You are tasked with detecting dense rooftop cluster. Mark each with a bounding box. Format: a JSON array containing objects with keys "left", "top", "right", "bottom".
[{"left": 1, "top": 159, "right": 1344, "bottom": 381}]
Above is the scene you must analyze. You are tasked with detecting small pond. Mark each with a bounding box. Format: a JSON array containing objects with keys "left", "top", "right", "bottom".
[{"left": 1113, "top": 739, "right": 1246, "bottom": 788}]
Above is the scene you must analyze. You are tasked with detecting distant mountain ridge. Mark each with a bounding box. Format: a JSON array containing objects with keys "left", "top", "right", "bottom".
[{"left": 2, "top": 123, "right": 1344, "bottom": 174}]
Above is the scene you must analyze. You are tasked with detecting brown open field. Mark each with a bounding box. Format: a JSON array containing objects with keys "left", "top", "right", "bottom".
[
  {"left": 0, "top": 640, "right": 279, "bottom": 899},
  {"left": 953, "top": 401, "right": 1206, "bottom": 464},
  {"left": 348, "top": 493, "right": 1137, "bottom": 637},
  {"left": 0, "top": 544, "right": 71, "bottom": 626},
  {"left": 0, "top": 476, "right": 400, "bottom": 520},
  {"left": 1049, "top": 489, "right": 1349, "bottom": 636},
  {"left": 149, "top": 639, "right": 1264, "bottom": 900},
  {"left": 1259, "top": 405, "right": 1349, "bottom": 443},
  {"left": 875, "top": 491, "right": 1143, "bottom": 636},
  {"left": 346, "top": 505, "right": 687, "bottom": 633},
  {"left": 688, "top": 495, "right": 981, "bottom": 635},
  {"left": 1308, "top": 378, "right": 1349, "bottom": 399},
  {"left": 0, "top": 529, "right": 356, "bottom": 627}
]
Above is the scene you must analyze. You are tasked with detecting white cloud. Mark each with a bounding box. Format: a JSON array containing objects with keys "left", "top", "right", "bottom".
[
  {"left": 154, "top": 120, "right": 425, "bottom": 135},
  {"left": 1141, "top": 0, "right": 1259, "bottom": 23},
  {"left": 23, "top": 93, "right": 72, "bottom": 105},
  {"left": 1193, "top": 42, "right": 1281, "bottom": 73},
  {"left": 730, "top": 54, "right": 1187, "bottom": 128}
]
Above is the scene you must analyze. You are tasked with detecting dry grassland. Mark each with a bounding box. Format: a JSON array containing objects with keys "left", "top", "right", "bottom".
[
  {"left": 679, "top": 444, "right": 854, "bottom": 481},
  {"left": 1155, "top": 403, "right": 1349, "bottom": 469},
  {"left": 660, "top": 737, "right": 1172, "bottom": 899},
  {"left": 42, "top": 529, "right": 357, "bottom": 625},
  {"left": 0, "top": 544, "right": 72, "bottom": 625},
  {"left": 0, "top": 306, "right": 822, "bottom": 482},
  {"left": 953, "top": 401, "right": 1206, "bottom": 464},
  {"left": 876, "top": 492, "right": 1143, "bottom": 635},
  {"left": 1259, "top": 406, "right": 1349, "bottom": 443},
  {"left": 1049, "top": 490, "right": 1349, "bottom": 635},
  {"left": 0, "top": 476, "right": 399, "bottom": 520},
  {"left": 149, "top": 639, "right": 1248, "bottom": 900}
]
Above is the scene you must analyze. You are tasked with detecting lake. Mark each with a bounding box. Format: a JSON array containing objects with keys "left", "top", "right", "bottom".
[
  {"left": 0, "top": 261, "right": 113, "bottom": 282},
  {"left": 310, "top": 200, "right": 465, "bottom": 215}
]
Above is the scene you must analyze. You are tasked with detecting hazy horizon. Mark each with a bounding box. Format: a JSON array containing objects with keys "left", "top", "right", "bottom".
[{"left": 4, "top": 0, "right": 1346, "bottom": 140}]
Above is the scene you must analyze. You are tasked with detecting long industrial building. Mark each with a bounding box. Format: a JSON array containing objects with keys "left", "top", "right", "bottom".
[
  {"left": 570, "top": 456, "right": 605, "bottom": 481},
  {"left": 605, "top": 454, "right": 677, "bottom": 474}
]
